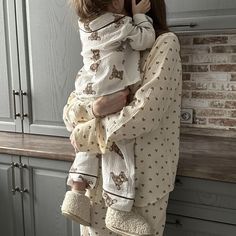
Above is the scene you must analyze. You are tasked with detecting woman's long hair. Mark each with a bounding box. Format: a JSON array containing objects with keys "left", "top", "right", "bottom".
[{"left": 124, "top": 0, "right": 169, "bottom": 36}]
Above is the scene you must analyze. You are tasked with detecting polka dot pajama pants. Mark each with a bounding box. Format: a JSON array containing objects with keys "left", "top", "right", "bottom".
[{"left": 80, "top": 193, "right": 170, "bottom": 236}]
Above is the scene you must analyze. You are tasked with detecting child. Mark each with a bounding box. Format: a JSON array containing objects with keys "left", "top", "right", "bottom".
[{"left": 61, "top": 0, "right": 155, "bottom": 235}]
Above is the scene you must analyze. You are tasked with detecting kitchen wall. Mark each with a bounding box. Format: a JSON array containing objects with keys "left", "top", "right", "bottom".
[{"left": 179, "top": 33, "right": 236, "bottom": 130}]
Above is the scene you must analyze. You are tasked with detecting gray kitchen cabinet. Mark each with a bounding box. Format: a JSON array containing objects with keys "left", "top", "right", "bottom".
[
  {"left": 164, "top": 176, "right": 236, "bottom": 235},
  {"left": 0, "top": 154, "right": 80, "bottom": 236},
  {"left": 0, "top": 0, "right": 22, "bottom": 133},
  {"left": 166, "top": 0, "right": 236, "bottom": 32},
  {"left": 0, "top": 0, "right": 82, "bottom": 136},
  {"left": 0, "top": 155, "right": 24, "bottom": 236}
]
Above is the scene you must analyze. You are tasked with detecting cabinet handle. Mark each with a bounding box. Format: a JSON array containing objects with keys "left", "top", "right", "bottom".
[
  {"left": 166, "top": 219, "right": 182, "bottom": 227},
  {"left": 12, "top": 90, "right": 21, "bottom": 119},
  {"left": 20, "top": 90, "right": 28, "bottom": 120},
  {"left": 19, "top": 163, "right": 28, "bottom": 169},
  {"left": 169, "top": 23, "right": 197, "bottom": 28},
  {"left": 11, "top": 162, "right": 19, "bottom": 194},
  {"left": 20, "top": 188, "right": 29, "bottom": 194},
  {"left": 12, "top": 186, "right": 21, "bottom": 193}
]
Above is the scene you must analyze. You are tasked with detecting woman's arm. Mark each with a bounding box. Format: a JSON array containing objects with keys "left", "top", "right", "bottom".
[
  {"left": 63, "top": 90, "right": 129, "bottom": 132},
  {"left": 70, "top": 33, "right": 182, "bottom": 153}
]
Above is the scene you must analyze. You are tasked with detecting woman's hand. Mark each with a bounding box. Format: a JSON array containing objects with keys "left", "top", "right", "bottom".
[
  {"left": 92, "top": 89, "right": 129, "bottom": 117},
  {"left": 132, "top": 0, "right": 151, "bottom": 15}
]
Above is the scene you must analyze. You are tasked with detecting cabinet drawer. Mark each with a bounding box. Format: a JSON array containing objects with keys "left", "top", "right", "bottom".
[
  {"left": 164, "top": 214, "right": 236, "bottom": 236},
  {"left": 170, "top": 176, "right": 236, "bottom": 210},
  {"left": 167, "top": 199, "right": 236, "bottom": 225}
]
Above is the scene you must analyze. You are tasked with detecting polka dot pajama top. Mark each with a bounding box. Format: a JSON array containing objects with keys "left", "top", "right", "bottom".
[{"left": 63, "top": 32, "right": 182, "bottom": 235}]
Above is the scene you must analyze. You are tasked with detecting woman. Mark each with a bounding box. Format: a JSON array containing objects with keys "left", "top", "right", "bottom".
[{"left": 64, "top": 0, "right": 182, "bottom": 235}]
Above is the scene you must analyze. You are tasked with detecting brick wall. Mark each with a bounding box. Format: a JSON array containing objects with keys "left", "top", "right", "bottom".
[{"left": 179, "top": 33, "right": 236, "bottom": 130}]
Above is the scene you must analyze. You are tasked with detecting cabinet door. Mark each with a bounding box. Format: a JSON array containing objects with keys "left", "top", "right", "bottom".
[
  {"left": 0, "top": 154, "right": 24, "bottom": 236},
  {"left": 0, "top": 0, "right": 22, "bottom": 132},
  {"left": 15, "top": 0, "right": 82, "bottom": 137},
  {"left": 21, "top": 157, "right": 80, "bottom": 236},
  {"left": 164, "top": 214, "right": 236, "bottom": 236},
  {"left": 166, "top": 0, "right": 236, "bottom": 31}
]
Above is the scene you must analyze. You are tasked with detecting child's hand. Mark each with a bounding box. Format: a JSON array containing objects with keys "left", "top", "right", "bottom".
[{"left": 132, "top": 0, "right": 151, "bottom": 15}]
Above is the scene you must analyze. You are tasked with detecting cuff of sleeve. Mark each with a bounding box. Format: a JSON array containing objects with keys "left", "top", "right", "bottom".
[
  {"left": 133, "top": 13, "right": 153, "bottom": 25},
  {"left": 87, "top": 101, "right": 96, "bottom": 119}
]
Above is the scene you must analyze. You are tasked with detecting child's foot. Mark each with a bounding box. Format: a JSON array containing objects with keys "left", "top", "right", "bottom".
[
  {"left": 61, "top": 190, "right": 91, "bottom": 226},
  {"left": 105, "top": 207, "right": 152, "bottom": 235}
]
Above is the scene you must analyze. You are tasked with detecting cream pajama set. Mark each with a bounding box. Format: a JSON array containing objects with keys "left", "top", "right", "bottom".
[
  {"left": 65, "top": 12, "right": 155, "bottom": 211},
  {"left": 64, "top": 31, "right": 182, "bottom": 236}
]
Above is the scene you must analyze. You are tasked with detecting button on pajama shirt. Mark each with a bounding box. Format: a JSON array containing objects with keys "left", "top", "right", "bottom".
[
  {"left": 64, "top": 32, "right": 182, "bottom": 235},
  {"left": 66, "top": 12, "right": 155, "bottom": 211}
]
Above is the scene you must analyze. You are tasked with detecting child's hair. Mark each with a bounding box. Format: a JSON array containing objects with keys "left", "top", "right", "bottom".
[{"left": 70, "top": 0, "right": 112, "bottom": 22}]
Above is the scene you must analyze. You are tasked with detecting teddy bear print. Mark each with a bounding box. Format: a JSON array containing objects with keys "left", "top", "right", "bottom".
[
  {"left": 83, "top": 83, "right": 96, "bottom": 95},
  {"left": 91, "top": 49, "right": 101, "bottom": 61},
  {"left": 113, "top": 14, "right": 125, "bottom": 28},
  {"left": 109, "top": 65, "right": 124, "bottom": 80},
  {"left": 109, "top": 142, "right": 124, "bottom": 159},
  {"left": 103, "top": 192, "right": 118, "bottom": 207},
  {"left": 90, "top": 62, "right": 101, "bottom": 72},
  {"left": 116, "top": 42, "right": 126, "bottom": 52},
  {"left": 111, "top": 171, "right": 128, "bottom": 190},
  {"left": 88, "top": 32, "right": 101, "bottom": 41}
]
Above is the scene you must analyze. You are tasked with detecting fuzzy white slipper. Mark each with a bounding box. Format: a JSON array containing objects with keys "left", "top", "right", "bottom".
[
  {"left": 105, "top": 207, "right": 152, "bottom": 236},
  {"left": 61, "top": 191, "right": 91, "bottom": 226}
]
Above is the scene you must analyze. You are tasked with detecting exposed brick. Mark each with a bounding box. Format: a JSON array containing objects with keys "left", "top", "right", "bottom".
[
  {"left": 209, "top": 101, "right": 225, "bottom": 108},
  {"left": 210, "top": 64, "right": 236, "bottom": 72},
  {"left": 195, "top": 82, "right": 208, "bottom": 90},
  {"left": 191, "top": 73, "right": 228, "bottom": 82},
  {"left": 192, "top": 91, "right": 226, "bottom": 99},
  {"left": 229, "top": 83, "right": 236, "bottom": 91},
  {"left": 182, "top": 82, "right": 196, "bottom": 90},
  {"left": 231, "top": 55, "right": 236, "bottom": 63},
  {"left": 228, "top": 110, "right": 236, "bottom": 118},
  {"left": 179, "top": 36, "right": 192, "bottom": 45},
  {"left": 182, "top": 65, "right": 208, "bottom": 73},
  {"left": 193, "top": 117, "right": 207, "bottom": 125},
  {"left": 182, "top": 99, "right": 208, "bottom": 108},
  {"left": 195, "top": 109, "right": 225, "bottom": 117},
  {"left": 227, "top": 92, "right": 236, "bottom": 100},
  {"left": 193, "top": 36, "right": 228, "bottom": 45},
  {"left": 181, "top": 46, "right": 210, "bottom": 55},
  {"left": 211, "top": 45, "right": 236, "bottom": 53},
  {"left": 208, "top": 118, "right": 236, "bottom": 127},
  {"left": 192, "top": 54, "right": 228, "bottom": 64},
  {"left": 230, "top": 74, "right": 236, "bottom": 81},
  {"left": 182, "top": 73, "right": 191, "bottom": 81},
  {"left": 181, "top": 91, "right": 190, "bottom": 98},
  {"left": 181, "top": 55, "right": 190, "bottom": 63},
  {"left": 228, "top": 35, "right": 236, "bottom": 44},
  {"left": 225, "top": 101, "right": 236, "bottom": 109}
]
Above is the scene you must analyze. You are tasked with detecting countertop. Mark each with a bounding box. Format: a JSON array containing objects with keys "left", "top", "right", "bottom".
[{"left": 0, "top": 131, "right": 235, "bottom": 183}]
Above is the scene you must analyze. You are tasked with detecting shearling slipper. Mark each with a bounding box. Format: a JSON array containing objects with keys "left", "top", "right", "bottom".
[
  {"left": 61, "top": 191, "right": 91, "bottom": 226},
  {"left": 105, "top": 207, "right": 152, "bottom": 236}
]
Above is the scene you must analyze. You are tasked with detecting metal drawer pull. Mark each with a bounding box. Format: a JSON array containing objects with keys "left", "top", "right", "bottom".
[
  {"left": 20, "top": 90, "right": 28, "bottom": 120},
  {"left": 20, "top": 188, "right": 29, "bottom": 194},
  {"left": 166, "top": 219, "right": 182, "bottom": 226},
  {"left": 169, "top": 23, "right": 197, "bottom": 28},
  {"left": 19, "top": 163, "right": 27, "bottom": 169},
  {"left": 13, "top": 90, "right": 20, "bottom": 119},
  {"left": 11, "top": 162, "right": 19, "bottom": 194},
  {"left": 12, "top": 186, "right": 20, "bottom": 193}
]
